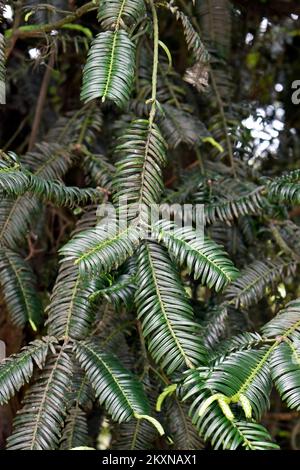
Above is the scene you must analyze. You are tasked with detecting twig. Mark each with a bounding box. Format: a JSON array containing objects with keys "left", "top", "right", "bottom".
[
  {"left": 25, "top": 234, "right": 44, "bottom": 261},
  {"left": 5, "top": 1, "right": 96, "bottom": 57},
  {"left": 269, "top": 222, "right": 300, "bottom": 262},
  {"left": 210, "top": 67, "right": 236, "bottom": 177},
  {"left": 28, "top": 48, "right": 55, "bottom": 151},
  {"left": 265, "top": 411, "right": 299, "bottom": 422},
  {"left": 3, "top": 115, "right": 29, "bottom": 151},
  {"left": 148, "top": 0, "right": 159, "bottom": 126},
  {"left": 165, "top": 159, "right": 199, "bottom": 187}
]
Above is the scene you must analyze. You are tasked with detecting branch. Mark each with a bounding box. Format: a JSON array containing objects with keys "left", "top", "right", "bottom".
[
  {"left": 28, "top": 49, "right": 55, "bottom": 151},
  {"left": 269, "top": 222, "right": 300, "bottom": 262},
  {"left": 5, "top": 0, "right": 23, "bottom": 58},
  {"left": 6, "top": 1, "right": 96, "bottom": 56}
]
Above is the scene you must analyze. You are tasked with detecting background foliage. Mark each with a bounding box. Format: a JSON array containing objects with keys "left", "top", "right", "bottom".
[{"left": 0, "top": 0, "right": 300, "bottom": 450}]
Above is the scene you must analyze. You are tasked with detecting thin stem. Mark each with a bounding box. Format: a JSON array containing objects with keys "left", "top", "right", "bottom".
[
  {"left": 149, "top": 365, "right": 170, "bottom": 385},
  {"left": 210, "top": 67, "right": 236, "bottom": 177},
  {"left": 137, "top": 320, "right": 150, "bottom": 376},
  {"left": 3, "top": 115, "right": 29, "bottom": 151},
  {"left": 195, "top": 147, "right": 205, "bottom": 174},
  {"left": 158, "top": 61, "right": 180, "bottom": 108},
  {"left": 145, "top": 38, "right": 181, "bottom": 108},
  {"left": 77, "top": 108, "right": 93, "bottom": 145},
  {"left": 148, "top": 0, "right": 159, "bottom": 125}
]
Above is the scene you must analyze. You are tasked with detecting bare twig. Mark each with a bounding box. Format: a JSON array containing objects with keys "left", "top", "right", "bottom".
[
  {"left": 28, "top": 48, "right": 55, "bottom": 151},
  {"left": 265, "top": 411, "right": 299, "bottom": 422},
  {"left": 269, "top": 222, "right": 300, "bottom": 262}
]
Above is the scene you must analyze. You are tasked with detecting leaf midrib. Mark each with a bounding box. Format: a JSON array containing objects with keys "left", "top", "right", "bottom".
[
  {"left": 102, "top": 0, "right": 127, "bottom": 100},
  {"left": 145, "top": 243, "right": 194, "bottom": 369},
  {"left": 80, "top": 343, "right": 136, "bottom": 417},
  {"left": 29, "top": 348, "right": 64, "bottom": 450}
]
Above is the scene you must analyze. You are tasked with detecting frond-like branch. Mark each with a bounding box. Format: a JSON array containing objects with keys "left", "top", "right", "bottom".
[
  {"left": 207, "top": 349, "right": 272, "bottom": 419},
  {"left": 201, "top": 304, "right": 228, "bottom": 350},
  {"left": 167, "top": 1, "right": 210, "bottom": 93},
  {"left": 217, "top": 332, "right": 264, "bottom": 357},
  {"left": 183, "top": 369, "right": 278, "bottom": 450},
  {"left": 113, "top": 119, "right": 167, "bottom": 218},
  {"left": 169, "top": 2, "right": 208, "bottom": 61},
  {"left": 160, "top": 105, "right": 209, "bottom": 149},
  {"left": 135, "top": 242, "right": 207, "bottom": 374},
  {"left": 0, "top": 248, "right": 43, "bottom": 329},
  {"left": 262, "top": 298, "right": 300, "bottom": 340},
  {"left": 197, "top": 0, "right": 232, "bottom": 58},
  {"left": 29, "top": 176, "right": 101, "bottom": 208},
  {"left": 112, "top": 417, "right": 157, "bottom": 450},
  {"left": 271, "top": 342, "right": 300, "bottom": 411},
  {"left": 154, "top": 220, "right": 239, "bottom": 291},
  {"left": 60, "top": 407, "right": 89, "bottom": 450},
  {"left": 0, "top": 143, "right": 72, "bottom": 249},
  {"left": 90, "top": 258, "right": 136, "bottom": 310},
  {"left": 167, "top": 399, "right": 204, "bottom": 450},
  {"left": 46, "top": 261, "right": 101, "bottom": 340},
  {"left": 194, "top": 407, "right": 277, "bottom": 450},
  {"left": 81, "top": 31, "right": 136, "bottom": 107},
  {"left": 0, "top": 156, "right": 101, "bottom": 207},
  {"left": 0, "top": 338, "right": 52, "bottom": 405},
  {"left": 267, "top": 170, "right": 300, "bottom": 205},
  {"left": 46, "top": 104, "right": 103, "bottom": 147},
  {"left": 204, "top": 187, "right": 264, "bottom": 225},
  {"left": 60, "top": 364, "right": 93, "bottom": 450},
  {"left": 74, "top": 339, "right": 151, "bottom": 422},
  {"left": 60, "top": 218, "right": 142, "bottom": 276},
  {"left": 69, "top": 364, "right": 94, "bottom": 411},
  {"left": 6, "top": 348, "right": 72, "bottom": 450},
  {"left": 24, "top": 142, "right": 72, "bottom": 179},
  {"left": 225, "top": 259, "right": 297, "bottom": 309}
]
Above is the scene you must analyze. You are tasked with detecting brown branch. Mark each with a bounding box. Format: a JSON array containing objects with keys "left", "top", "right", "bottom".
[
  {"left": 265, "top": 411, "right": 300, "bottom": 421},
  {"left": 210, "top": 67, "right": 236, "bottom": 177},
  {"left": 269, "top": 222, "right": 300, "bottom": 262},
  {"left": 289, "top": 206, "right": 300, "bottom": 218},
  {"left": 232, "top": 0, "right": 300, "bottom": 17},
  {"left": 5, "top": 1, "right": 23, "bottom": 58},
  {"left": 28, "top": 48, "right": 56, "bottom": 151},
  {"left": 6, "top": 1, "right": 96, "bottom": 57},
  {"left": 3, "top": 114, "right": 29, "bottom": 151}
]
